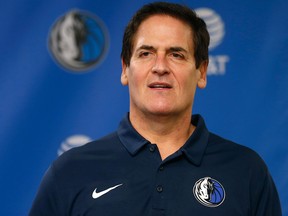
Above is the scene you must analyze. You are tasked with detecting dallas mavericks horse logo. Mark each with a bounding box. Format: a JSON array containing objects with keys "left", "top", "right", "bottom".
[
  {"left": 49, "top": 9, "right": 109, "bottom": 72},
  {"left": 193, "top": 177, "right": 225, "bottom": 207}
]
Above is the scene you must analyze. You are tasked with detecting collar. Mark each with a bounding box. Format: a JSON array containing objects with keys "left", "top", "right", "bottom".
[{"left": 117, "top": 113, "right": 209, "bottom": 166}]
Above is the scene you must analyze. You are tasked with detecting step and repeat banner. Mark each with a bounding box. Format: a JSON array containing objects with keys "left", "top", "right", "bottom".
[{"left": 0, "top": 0, "right": 287, "bottom": 215}]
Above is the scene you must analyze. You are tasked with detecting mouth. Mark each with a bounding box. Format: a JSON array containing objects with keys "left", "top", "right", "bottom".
[{"left": 148, "top": 82, "right": 172, "bottom": 89}]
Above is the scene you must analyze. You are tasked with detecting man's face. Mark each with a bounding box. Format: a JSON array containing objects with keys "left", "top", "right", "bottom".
[{"left": 121, "top": 15, "right": 207, "bottom": 117}]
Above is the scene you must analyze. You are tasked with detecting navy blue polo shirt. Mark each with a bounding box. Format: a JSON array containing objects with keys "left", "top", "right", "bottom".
[{"left": 29, "top": 114, "right": 282, "bottom": 216}]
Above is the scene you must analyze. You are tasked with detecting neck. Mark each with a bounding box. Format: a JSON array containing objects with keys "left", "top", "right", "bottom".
[{"left": 129, "top": 110, "right": 195, "bottom": 160}]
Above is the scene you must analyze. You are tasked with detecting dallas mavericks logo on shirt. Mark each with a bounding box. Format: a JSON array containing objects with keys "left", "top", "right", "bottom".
[
  {"left": 193, "top": 177, "right": 225, "bottom": 207},
  {"left": 48, "top": 9, "right": 109, "bottom": 72}
]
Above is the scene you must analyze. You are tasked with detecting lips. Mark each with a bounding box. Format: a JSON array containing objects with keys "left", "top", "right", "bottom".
[{"left": 148, "top": 82, "right": 172, "bottom": 89}]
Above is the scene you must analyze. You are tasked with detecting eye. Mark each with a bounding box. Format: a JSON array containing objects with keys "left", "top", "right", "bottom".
[
  {"left": 171, "top": 52, "right": 184, "bottom": 59},
  {"left": 139, "top": 51, "right": 152, "bottom": 57}
]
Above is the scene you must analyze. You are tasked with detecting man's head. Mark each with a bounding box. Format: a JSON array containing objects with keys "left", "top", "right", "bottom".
[
  {"left": 120, "top": 2, "right": 209, "bottom": 118},
  {"left": 121, "top": 1, "right": 210, "bottom": 69}
]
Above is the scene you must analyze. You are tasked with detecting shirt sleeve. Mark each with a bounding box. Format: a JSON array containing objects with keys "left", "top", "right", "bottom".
[
  {"left": 253, "top": 168, "right": 282, "bottom": 216},
  {"left": 29, "top": 164, "right": 64, "bottom": 216}
]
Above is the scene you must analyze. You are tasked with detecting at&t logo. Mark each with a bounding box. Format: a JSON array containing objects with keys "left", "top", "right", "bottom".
[
  {"left": 196, "top": 8, "right": 229, "bottom": 75},
  {"left": 58, "top": 134, "right": 92, "bottom": 156}
]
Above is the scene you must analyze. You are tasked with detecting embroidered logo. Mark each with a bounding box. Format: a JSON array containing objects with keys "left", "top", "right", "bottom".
[
  {"left": 193, "top": 177, "right": 225, "bottom": 207},
  {"left": 92, "top": 184, "right": 123, "bottom": 199}
]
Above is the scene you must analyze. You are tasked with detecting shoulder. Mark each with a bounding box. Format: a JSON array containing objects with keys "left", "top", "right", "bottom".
[
  {"left": 207, "top": 132, "right": 268, "bottom": 174},
  {"left": 206, "top": 133, "right": 274, "bottom": 197},
  {"left": 28, "top": 132, "right": 123, "bottom": 215},
  {"left": 63, "top": 131, "right": 119, "bottom": 154},
  {"left": 206, "top": 133, "right": 281, "bottom": 214},
  {"left": 52, "top": 131, "right": 123, "bottom": 171}
]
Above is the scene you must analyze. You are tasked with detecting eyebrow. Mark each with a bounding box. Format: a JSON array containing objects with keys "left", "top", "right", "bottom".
[
  {"left": 136, "top": 45, "right": 188, "bottom": 53},
  {"left": 169, "top": 47, "right": 188, "bottom": 53},
  {"left": 135, "top": 45, "right": 156, "bottom": 52}
]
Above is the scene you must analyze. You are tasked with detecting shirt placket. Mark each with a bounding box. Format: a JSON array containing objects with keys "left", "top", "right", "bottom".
[{"left": 148, "top": 144, "right": 167, "bottom": 216}]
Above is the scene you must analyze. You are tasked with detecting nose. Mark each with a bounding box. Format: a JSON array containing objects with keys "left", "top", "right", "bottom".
[{"left": 151, "top": 54, "right": 170, "bottom": 75}]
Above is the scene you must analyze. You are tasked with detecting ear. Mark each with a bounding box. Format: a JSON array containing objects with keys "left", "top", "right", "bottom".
[
  {"left": 197, "top": 60, "right": 208, "bottom": 89},
  {"left": 121, "top": 59, "right": 128, "bottom": 86}
]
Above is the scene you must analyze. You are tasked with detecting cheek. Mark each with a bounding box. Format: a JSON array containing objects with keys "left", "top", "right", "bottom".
[
  {"left": 178, "top": 72, "right": 197, "bottom": 90},
  {"left": 126, "top": 70, "right": 144, "bottom": 92},
  {"left": 177, "top": 77, "right": 198, "bottom": 102},
  {"left": 128, "top": 63, "right": 148, "bottom": 84}
]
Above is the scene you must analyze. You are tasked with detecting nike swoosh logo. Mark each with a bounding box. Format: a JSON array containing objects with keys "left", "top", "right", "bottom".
[{"left": 92, "top": 184, "right": 123, "bottom": 199}]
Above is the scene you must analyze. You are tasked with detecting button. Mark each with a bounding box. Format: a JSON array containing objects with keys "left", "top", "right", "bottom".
[
  {"left": 149, "top": 145, "right": 156, "bottom": 152},
  {"left": 156, "top": 185, "right": 163, "bottom": 193},
  {"left": 159, "top": 166, "right": 164, "bottom": 171}
]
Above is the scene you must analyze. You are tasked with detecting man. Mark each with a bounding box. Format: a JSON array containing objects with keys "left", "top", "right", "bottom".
[{"left": 30, "top": 2, "right": 282, "bottom": 215}]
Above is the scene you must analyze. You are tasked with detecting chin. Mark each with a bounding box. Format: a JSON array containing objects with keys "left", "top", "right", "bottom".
[{"left": 146, "top": 106, "right": 176, "bottom": 116}]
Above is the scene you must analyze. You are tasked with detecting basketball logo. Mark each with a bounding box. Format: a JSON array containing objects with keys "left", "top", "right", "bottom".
[
  {"left": 193, "top": 177, "right": 225, "bottom": 207},
  {"left": 48, "top": 9, "right": 109, "bottom": 72}
]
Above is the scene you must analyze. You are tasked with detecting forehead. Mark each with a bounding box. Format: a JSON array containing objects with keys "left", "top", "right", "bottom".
[{"left": 133, "top": 15, "right": 194, "bottom": 51}]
